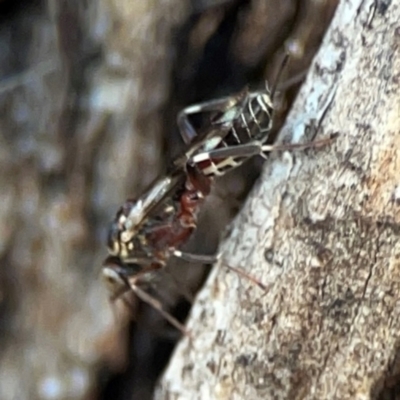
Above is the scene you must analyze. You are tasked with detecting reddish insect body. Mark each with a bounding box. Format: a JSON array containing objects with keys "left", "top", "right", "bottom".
[
  {"left": 104, "top": 85, "right": 274, "bottom": 279},
  {"left": 103, "top": 84, "right": 289, "bottom": 332}
]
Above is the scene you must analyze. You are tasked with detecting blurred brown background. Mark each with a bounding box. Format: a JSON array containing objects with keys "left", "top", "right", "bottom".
[{"left": 0, "top": 0, "right": 337, "bottom": 399}]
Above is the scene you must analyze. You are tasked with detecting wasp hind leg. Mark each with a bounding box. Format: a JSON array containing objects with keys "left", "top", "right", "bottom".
[
  {"left": 173, "top": 250, "right": 268, "bottom": 291},
  {"left": 188, "top": 135, "right": 335, "bottom": 166},
  {"left": 173, "top": 250, "right": 219, "bottom": 264}
]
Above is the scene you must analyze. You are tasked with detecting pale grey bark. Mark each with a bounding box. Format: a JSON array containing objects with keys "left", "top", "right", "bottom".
[
  {"left": 1, "top": 0, "right": 340, "bottom": 398},
  {"left": 157, "top": 1, "right": 400, "bottom": 399}
]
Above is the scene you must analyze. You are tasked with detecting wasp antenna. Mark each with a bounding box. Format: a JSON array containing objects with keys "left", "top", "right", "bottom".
[{"left": 270, "top": 52, "right": 290, "bottom": 101}]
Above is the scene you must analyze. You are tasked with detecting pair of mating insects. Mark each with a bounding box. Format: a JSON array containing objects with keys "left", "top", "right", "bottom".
[{"left": 102, "top": 68, "right": 331, "bottom": 335}]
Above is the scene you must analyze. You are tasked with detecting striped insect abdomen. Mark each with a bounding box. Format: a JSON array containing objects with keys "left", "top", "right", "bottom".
[{"left": 193, "top": 89, "right": 274, "bottom": 177}]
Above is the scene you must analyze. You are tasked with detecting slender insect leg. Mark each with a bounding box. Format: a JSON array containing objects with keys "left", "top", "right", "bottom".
[
  {"left": 177, "top": 90, "right": 247, "bottom": 144},
  {"left": 105, "top": 262, "right": 192, "bottom": 337},
  {"left": 189, "top": 135, "right": 335, "bottom": 165},
  {"left": 127, "top": 280, "right": 192, "bottom": 338},
  {"left": 260, "top": 135, "right": 336, "bottom": 156},
  {"left": 220, "top": 263, "right": 268, "bottom": 291},
  {"left": 270, "top": 52, "right": 290, "bottom": 99},
  {"left": 190, "top": 142, "right": 262, "bottom": 165},
  {"left": 173, "top": 250, "right": 219, "bottom": 264},
  {"left": 116, "top": 294, "right": 181, "bottom": 341},
  {"left": 102, "top": 260, "right": 141, "bottom": 302},
  {"left": 173, "top": 250, "right": 268, "bottom": 291}
]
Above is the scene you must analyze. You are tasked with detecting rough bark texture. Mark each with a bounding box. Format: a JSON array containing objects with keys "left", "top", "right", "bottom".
[
  {"left": 0, "top": 0, "right": 341, "bottom": 398},
  {"left": 157, "top": 1, "right": 400, "bottom": 399}
]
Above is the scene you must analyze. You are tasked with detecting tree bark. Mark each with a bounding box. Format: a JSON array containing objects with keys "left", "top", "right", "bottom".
[
  {"left": 157, "top": 0, "right": 400, "bottom": 399},
  {"left": 0, "top": 0, "right": 340, "bottom": 398}
]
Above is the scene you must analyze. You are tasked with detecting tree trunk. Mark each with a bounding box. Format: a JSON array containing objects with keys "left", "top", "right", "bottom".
[
  {"left": 1, "top": 0, "right": 341, "bottom": 398},
  {"left": 157, "top": 0, "right": 400, "bottom": 399}
]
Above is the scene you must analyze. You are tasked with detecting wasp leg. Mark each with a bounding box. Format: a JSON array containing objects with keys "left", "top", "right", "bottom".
[
  {"left": 190, "top": 142, "right": 262, "bottom": 164},
  {"left": 177, "top": 89, "right": 248, "bottom": 144},
  {"left": 260, "top": 135, "right": 336, "bottom": 156},
  {"left": 219, "top": 262, "right": 269, "bottom": 291},
  {"left": 173, "top": 250, "right": 219, "bottom": 264},
  {"left": 103, "top": 260, "right": 191, "bottom": 337},
  {"left": 173, "top": 250, "right": 268, "bottom": 291},
  {"left": 128, "top": 281, "right": 192, "bottom": 338},
  {"left": 189, "top": 135, "right": 335, "bottom": 165}
]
